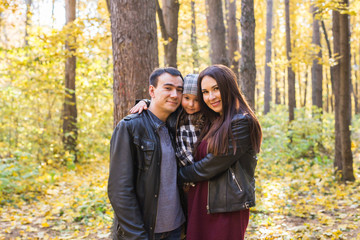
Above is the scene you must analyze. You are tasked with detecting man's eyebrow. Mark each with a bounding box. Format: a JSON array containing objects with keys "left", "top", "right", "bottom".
[{"left": 163, "top": 83, "right": 183, "bottom": 89}]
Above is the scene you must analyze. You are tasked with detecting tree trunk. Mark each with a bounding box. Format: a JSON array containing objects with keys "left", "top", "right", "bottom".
[
  {"left": 355, "top": 81, "right": 359, "bottom": 114},
  {"left": 321, "top": 20, "right": 333, "bottom": 114},
  {"left": 275, "top": 72, "right": 281, "bottom": 105},
  {"left": 105, "top": 0, "right": 110, "bottom": 13},
  {"left": 297, "top": 71, "right": 303, "bottom": 107},
  {"left": 283, "top": 72, "right": 286, "bottom": 105},
  {"left": 274, "top": 51, "right": 281, "bottom": 105},
  {"left": 191, "top": 0, "right": 200, "bottom": 73},
  {"left": 264, "top": 0, "right": 273, "bottom": 114},
  {"left": 24, "top": 0, "right": 32, "bottom": 46},
  {"left": 240, "top": 0, "right": 256, "bottom": 110},
  {"left": 51, "top": 0, "right": 55, "bottom": 28},
  {"left": 304, "top": 70, "right": 308, "bottom": 107},
  {"left": 156, "top": 0, "right": 179, "bottom": 68},
  {"left": 311, "top": 5, "right": 323, "bottom": 110},
  {"left": 338, "top": 0, "right": 355, "bottom": 181},
  {"left": 353, "top": 52, "right": 359, "bottom": 114},
  {"left": 206, "top": 0, "right": 229, "bottom": 66},
  {"left": 333, "top": 10, "right": 342, "bottom": 173},
  {"left": 325, "top": 71, "right": 329, "bottom": 113},
  {"left": 63, "top": 0, "right": 78, "bottom": 160},
  {"left": 357, "top": 42, "right": 360, "bottom": 114},
  {"left": 285, "top": 0, "right": 295, "bottom": 122},
  {"left": 226, "top": 0, "right": 239, "bottom": 77},
  {"left": 110, "top": 0, "right": 158, "bottom": 127}
]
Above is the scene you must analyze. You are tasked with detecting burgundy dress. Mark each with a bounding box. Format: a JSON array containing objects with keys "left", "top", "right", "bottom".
[{"left": 186, "top": 140, "right": 250, "bottom": 240}]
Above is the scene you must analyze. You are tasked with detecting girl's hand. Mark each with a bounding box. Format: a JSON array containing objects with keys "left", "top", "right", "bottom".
[{"left": 130, "top": 100, "right": 148, "bottom": 114}]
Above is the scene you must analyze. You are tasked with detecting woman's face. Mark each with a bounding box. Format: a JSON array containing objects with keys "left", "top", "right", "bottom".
[{"left": 201, "top": 76, "right": 223, "bottom": 115}]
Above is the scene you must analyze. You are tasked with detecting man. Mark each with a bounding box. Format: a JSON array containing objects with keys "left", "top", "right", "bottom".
[{"left": 108, "top": 67, "right": 185, "bottom": 240}]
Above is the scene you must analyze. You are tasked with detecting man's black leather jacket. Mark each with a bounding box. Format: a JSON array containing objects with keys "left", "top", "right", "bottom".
[
  {"left": 108, "top": 109, "right": 183, "bottom": 240},
  {"left": 178, "top": 113, "right": 258, "bottom": 213}
]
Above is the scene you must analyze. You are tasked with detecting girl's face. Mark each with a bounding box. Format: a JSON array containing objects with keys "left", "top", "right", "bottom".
[
  {"left": 201, "top": 76, "right": 223, "bottom": 115},
  {"left": 181, "top": 94, "right": 200, "bottom": 115}
]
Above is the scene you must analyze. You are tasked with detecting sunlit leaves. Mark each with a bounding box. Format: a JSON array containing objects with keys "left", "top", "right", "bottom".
[{"left": 247, "top": 108, "right": 360, "bottom": 239}]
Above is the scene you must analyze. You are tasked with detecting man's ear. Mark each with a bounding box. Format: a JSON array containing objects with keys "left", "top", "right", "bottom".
[{"left": 149, "top": 85, "right": 155, "bottom": 98}]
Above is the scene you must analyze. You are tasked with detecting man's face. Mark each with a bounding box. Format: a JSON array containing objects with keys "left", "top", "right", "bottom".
[{"left": 149, "top": 72, "right": 183, "bottom": 115}]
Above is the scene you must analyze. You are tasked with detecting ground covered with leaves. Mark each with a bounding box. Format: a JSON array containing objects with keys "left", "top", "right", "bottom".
[{"left": 1, "top": 108, "right": 359, "bottom": 239}]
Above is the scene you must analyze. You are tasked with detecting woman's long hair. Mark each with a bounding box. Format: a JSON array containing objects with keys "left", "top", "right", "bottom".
[{"left": 196, "top": 65, "right": 262, "bottom": 155}]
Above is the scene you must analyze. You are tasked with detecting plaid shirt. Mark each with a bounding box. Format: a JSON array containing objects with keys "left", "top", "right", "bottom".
[{"left": 175, "top": 111, "right": 204, "bottom": 167}]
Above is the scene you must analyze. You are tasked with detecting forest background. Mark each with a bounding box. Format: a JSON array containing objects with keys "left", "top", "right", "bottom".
[{"left": 0, "top": 0, "right": 360, "bottom": 239}]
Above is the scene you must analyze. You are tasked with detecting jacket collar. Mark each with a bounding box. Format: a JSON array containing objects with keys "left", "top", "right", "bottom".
[{"left": 147, "top": 110, "right": 166, "bottom": 130}]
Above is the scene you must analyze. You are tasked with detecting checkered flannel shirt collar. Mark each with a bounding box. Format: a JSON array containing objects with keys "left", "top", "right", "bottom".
[{"left": 176, "top": 114, "right": 201, "bottom": 166}]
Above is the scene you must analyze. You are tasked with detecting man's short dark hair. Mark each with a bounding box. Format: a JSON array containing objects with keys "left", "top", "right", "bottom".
[{"left": 149, "top": 67, "right": 184, "bottom": 87}]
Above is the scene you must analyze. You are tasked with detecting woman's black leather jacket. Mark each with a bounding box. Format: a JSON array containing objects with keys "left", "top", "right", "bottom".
[{"left": 178, "top": 113, "right": 258, "bottom": 213}]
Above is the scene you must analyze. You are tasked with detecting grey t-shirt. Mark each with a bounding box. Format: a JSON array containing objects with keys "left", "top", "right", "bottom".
[{"left": 154, "top": 123, "right": 185, "bottom": 233}]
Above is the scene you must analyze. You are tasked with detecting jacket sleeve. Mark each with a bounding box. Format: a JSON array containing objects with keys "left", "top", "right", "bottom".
[
  {"left": 135, "top": 99, "right": 151, "bottom": 107},
  {"left": 108, "top": 120, "right": 148, "bottom": 240},
  {"left": 178, "top": 115, "right": 251, "bottom": 184}
]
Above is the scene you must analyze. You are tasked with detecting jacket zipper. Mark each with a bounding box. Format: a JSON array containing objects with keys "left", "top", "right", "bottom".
[
  {"left": 151, "top": 127, "right": 161, "bottom": 239},
  {"left": 229, "top": 168, "right": 242, "bottom": 192},
  {"left": 206, "top": 181, "right": 210, "bottom": 214}
]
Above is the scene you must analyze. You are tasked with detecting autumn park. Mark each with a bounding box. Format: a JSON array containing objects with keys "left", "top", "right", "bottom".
[{"left": 1, "top": 0, "right": 360, "bottom": 239}]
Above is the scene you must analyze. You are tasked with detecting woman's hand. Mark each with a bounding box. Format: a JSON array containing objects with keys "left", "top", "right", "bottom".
[
  {"left": 130, "top": 100, "right": 148, "bottom": 114},
  {"left": 183, "top": 183, "right": 195, "bottom": 193}
]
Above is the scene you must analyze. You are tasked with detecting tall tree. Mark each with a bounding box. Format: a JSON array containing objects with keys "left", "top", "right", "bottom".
[
  {"left": 51, "top": 0, "right": 55, "bottom": 28},
  {"left": 311, "top": 5, "right": 323, "bottom": 110},
  {"left": 332, "top": 10, "right": 342, "bottom": 173},
  {"left": 240, "top": 0, "right": 256, "bottom": 109},
  {"left": 110, "top": 0, "right": 158, "bottom": 126},
  {"left": 353, "top": 52, "right": 360, "bottom": 114},
  {"left": 190, "top": 0, "right": 200, "bottom": 72},
  {"left": 206, "top": 0, "right": 229, "bottom": 66},
  {"left": 156, "top": 0, "right": 179, "bottom": 67},
  {"left": 285, "top": 0, "right": 296, "bottom": 122},
  {"left": 226, "top": 0, "right": 239, "bottom": 77},
  {"left": 105, "top": 0, "right": 110, "bottom": 13},
  {"left": 24, "top": 0, "right": 32, "bottom": 46},
  {"left": 63, "top": 0, "right": 78, "bottom": 160},
  {"left": 338, "top": 0, "right": 355, "bottom": 181},
  {"left": 321, "top": 20, "right": 334, "bottom": 113},
  {"left": 264, "top": 0, "right": 273, "bottom": 114}
]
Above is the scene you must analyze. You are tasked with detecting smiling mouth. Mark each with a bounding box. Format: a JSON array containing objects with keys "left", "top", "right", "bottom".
[{"left": 211, "top": 101, "right": 220, "bottom": 107}]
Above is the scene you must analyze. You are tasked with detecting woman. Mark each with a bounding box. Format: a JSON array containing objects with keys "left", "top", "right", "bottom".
[{"left": 178, "top": 65, "right": 262, "bottom": 240}]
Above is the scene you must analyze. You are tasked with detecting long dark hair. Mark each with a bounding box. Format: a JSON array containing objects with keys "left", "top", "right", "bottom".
[{"left": 196, "top": 65, "right": 262, "bottom": 155}]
